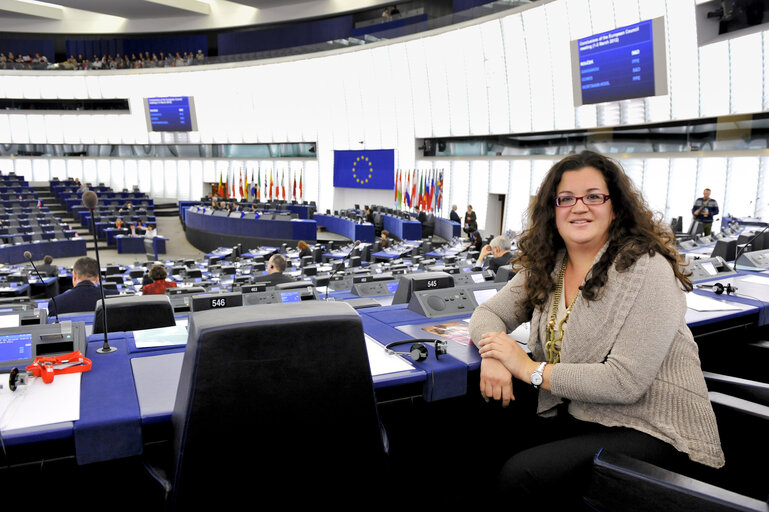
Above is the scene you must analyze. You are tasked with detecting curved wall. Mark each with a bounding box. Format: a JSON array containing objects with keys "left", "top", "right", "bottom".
[{"left": 1, "top": 0, "right": 768, "bottom": 235}]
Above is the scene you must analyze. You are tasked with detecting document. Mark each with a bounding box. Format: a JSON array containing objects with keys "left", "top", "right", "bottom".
[
  {"left": 0, "top": 373, "right": 80, "bottom": 432},
  {"left": 365, "top": 335, "right": 415, "bottom": 376},
  {"left": 133, "top": 324, "right": 189, "bottom": 348},
  {"left": 686, "top": 293, "right": 743, "bottom": 312}
]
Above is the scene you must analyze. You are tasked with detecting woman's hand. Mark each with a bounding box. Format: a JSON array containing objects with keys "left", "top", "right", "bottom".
[
  {"left": 479, "top": 358, "right": 514, "bottom": 407},
  {"left": 478, "top": 331, "right": 533, "bottom": 382}
]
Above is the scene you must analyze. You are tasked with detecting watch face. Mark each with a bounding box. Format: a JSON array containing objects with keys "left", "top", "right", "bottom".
[{"left": 531, "top": 372, "right": 543, "bottom": 386}]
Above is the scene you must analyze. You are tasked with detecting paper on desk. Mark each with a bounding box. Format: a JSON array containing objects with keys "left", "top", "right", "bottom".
[
  {"left": 365, "top": 335, "right": 414, "bottom": 376},
  {"left": 687, "top": 293, "right": 743, "bottom": 312},
  {"left": 133, "top": 324, "right": 189, "bottom": 348},
  {"left": 0, "top": 373, "right": 80, "bottom": 432},
  {"left": 740, "top": 275, "right": 769, "bottom": 285},
  {"left": 510, "top": 322, "right": 531, "bottom": 344}
]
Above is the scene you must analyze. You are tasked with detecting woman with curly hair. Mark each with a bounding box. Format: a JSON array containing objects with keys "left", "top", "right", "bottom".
[{"left": 469, "top": 151, "right": 723, "bottom": 506}]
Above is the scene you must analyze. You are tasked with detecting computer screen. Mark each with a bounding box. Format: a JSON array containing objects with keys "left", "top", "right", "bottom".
[
  {"left": 280, "top": 291, "right": 301, "bottom": 303},
  {"left": 570, "top": 17, "right": 667, "bottom": 106},
  {"left": 144, "top": 96, "right": 198, "bottom": 132},
  {"left": 0, "top": 314, "right": 20, "bottom": 328},
  {"left": 0, "top": 332, "right": 32, "bottom": 362}
]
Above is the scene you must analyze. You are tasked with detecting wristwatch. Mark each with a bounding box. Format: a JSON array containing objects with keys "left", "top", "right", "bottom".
[{"left": 530, "top": 362, "right": 547, "bottom": 389}]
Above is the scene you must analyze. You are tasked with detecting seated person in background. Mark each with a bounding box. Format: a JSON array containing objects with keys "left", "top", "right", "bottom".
[
  {"left": 414, "top": 205, "right": 427, "bottom": 223},
  {"left": 115, "top": 217, "right": 125, "bottom": 229},
  {"left": 210, "top": 196, "right": 219, "bottom": 209},
  {"left": 144, "top": 224, "right": 157, "bottom": 238},
  {"left": 469, "top": 231, "right": 483, "bottom": 253},
  {"left": 254, "top": 254, "right": 296, "bottom": 286},
  {"left": 365, "top": 208, "right": 375, "bottom": 224},
  {"left": 380, "top": 230, "right": 390, "bottom": 248},
  {"left": 475, "top": 235, "right": 513, "bottom": 272},
  {"left": 450, "top": 204, "right": 461, "bottom": 223},
  {"left": 48, "top": 256, "right": 116, "bottom": 316},
  {"left": 142, "top": 264, "right": 178, "bottom": 295},
  {"left": 134, "top": 220, "right": 146, "bottom": 235},
  {"left": 38, "top": 254, "right": 59, "bottom": 276},
  {"left": 297, "top": 240, "right": 312, "bottom": 259}
]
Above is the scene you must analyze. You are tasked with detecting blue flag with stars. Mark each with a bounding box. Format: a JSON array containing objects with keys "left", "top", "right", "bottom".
[{"left": 333, "top": 149, "right": 395, "bottom": 190}]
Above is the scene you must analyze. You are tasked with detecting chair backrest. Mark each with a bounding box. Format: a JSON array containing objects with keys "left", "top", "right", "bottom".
[
  {"left": 92, "top": 295, "right": 175, "bottom": 333},
  {"left": 171, "top": 302, "right": 386, "bottom": 506}
]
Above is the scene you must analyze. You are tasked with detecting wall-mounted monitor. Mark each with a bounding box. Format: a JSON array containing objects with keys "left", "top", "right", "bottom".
[
  {"left": 571, "top": 17, "right": 668, "bottom": 106},
  {"left": 144, "top": 96, "right": 198, "bottom": 132}
]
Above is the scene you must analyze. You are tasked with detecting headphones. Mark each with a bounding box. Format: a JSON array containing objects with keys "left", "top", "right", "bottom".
[
  {"left": 696, "top": 282, "right": 738, "bottom": 295},
  {"left": 384, "top": 339, "right": 448, "bottom": 362}
]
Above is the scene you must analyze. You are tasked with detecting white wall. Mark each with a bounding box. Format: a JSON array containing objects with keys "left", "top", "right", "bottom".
[{"left": 0, "top": 0, "right": 767, "bottom": 235}]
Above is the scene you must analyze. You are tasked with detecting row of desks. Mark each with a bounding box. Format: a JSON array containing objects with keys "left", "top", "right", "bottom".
[{"left": 4, "top": 247, "right": 769, "bottom": 469}]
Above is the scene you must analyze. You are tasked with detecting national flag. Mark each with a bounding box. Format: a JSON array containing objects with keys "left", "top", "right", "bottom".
[
  {"left": 293, "top": 172, "right": 297, "bottom": 200},
  {"left": 428, "top": 172, "right": 435, "bottom": 212},
  {"left": 299, "top": 170, "right": 303, "bottom": 200},
  {"left": 217, "top": 171, "right": 224, "bottom": 197},
  {"left": 256, "top": 169, "right": 261, "bottom": 200},
  {"left": 37, "top": 199, "right": 43, "bottom": 208},
  {"left": 269, "top": 170, "right": 274, "bottom": 200},
  {"left": 239, "top": 169, "right": 244, "bottom": 198},
  {"left": 436, "top": 171, "right": 443, "bottom": 213},
  {"left": 281, "top": 170, "right": 286, "bottom": 200},
  {"left": 411, "top": 170, "right": 417, "bottom": 208},
  {"left": 231, "top": 168, "right": 236, "bottom": 199},
  {"left": 223, "top": 170, "right": 229, "bottom": 199},
  {"left": 244, "top": 169, "right": 249, "bottom": 201},
  {"left": 404, "top": 169, "right": 411, "bottom": 208},
  {"left": 418, "top": 173, "right": 424, "bottom": 210}
]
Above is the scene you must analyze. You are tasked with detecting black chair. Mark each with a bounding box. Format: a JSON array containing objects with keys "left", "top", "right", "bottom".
[
  {"left": 92, "top": 295, "right": 176, "bottom": 334},
  {"left": 374, "top": 214, "right": 384, "bottom": 236},
  {"left": 584, "top": 388, "right": 769, "bottom": 511},
  {"left": 157, "top": 302, "right": 387, "bottom": 507}
]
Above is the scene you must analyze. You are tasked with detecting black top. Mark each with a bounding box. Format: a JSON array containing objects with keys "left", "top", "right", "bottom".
[
  {"left": 487, "top": 251, "right": 513, "bottom": 273},
  {"left": 38, "top": 263, "right": 59, "bottom": 277},
  {"left": 450, "top": 210, "right": 461, "bottom": 223},
  {"left": 298, "top": 248, "right": 312, "bottom": 259},
  {"left": 464, "top": 211, "right": 478, "bottom": 230},
  {"left": 48, "top": 281, "right": 117, "bottom": 316},
  {"left": 253, "top": 272, "right": 296, "bottom": 286}
]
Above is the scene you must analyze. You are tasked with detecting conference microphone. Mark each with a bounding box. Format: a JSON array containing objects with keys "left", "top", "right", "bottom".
[
  {"left": 732, "top": 222, "right": 769, "bottom": 272},
  {"left": 83, "top": 191, "right": 116, "bottom": 354},
  {"left": 24, "top": 250, "right": 60, "bottom": 324}
]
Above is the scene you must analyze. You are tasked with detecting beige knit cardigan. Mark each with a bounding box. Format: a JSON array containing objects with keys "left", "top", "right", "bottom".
[{"left": 469, "top": 249, "right": 725, "bottom": 468}]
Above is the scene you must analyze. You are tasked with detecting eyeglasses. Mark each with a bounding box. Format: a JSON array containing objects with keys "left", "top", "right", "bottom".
[{"left": 554, "top": 193, "right": 611, "bottom": 208}]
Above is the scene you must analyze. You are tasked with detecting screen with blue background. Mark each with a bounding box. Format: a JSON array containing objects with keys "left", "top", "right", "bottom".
[
  {"left": 576, "top": 20, "right": 655, "bottom": 105},
  {"left": 146, "top": 97, "right": 195, "bottom": 132},
  {"left": 333, "top": 150, "right": 395, "bottom": 190},
  {"left": 0, "top": 332, "right": 32, "bottom": 362}
]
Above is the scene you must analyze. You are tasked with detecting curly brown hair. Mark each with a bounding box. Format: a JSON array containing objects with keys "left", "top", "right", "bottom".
[{"left": 514, "top": 151, "right": 691, "bottom": 313}]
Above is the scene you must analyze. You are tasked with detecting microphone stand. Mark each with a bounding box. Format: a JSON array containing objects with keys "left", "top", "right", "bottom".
[
  {"left": 24, "top": 251, "right": 60, "bottom": 324},
  {"left": 84, "top": 192, "right": 116, "bottom": 354}
]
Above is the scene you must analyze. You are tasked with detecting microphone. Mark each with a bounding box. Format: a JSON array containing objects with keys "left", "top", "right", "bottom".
[
  {"left": 83, "top": 191, "right": 116, "bottom": 354},
  {"left": 24, "top": 251, "right": 60, "bottom": 324}
]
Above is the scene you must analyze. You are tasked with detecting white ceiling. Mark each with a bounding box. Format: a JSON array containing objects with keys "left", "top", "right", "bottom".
[{"left": 0, "top": 0, "right": 392, "bottom": 34}]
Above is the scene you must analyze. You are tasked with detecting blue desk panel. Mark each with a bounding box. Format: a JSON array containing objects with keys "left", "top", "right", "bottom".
[
  {"left": 314, "top": 214, "right": 375, "bottom": 243},
  {"left": 0, "top": 238, "right": 86, "bottom": 264},
  {"left": 382, "top": 214, "right": 422, "bottom": 240},
  {"left": 116, "top": 236, "right": 167, "bottom": 254},
  {"left": 434, "top": 217, "right": 461, "bottom": 240}
]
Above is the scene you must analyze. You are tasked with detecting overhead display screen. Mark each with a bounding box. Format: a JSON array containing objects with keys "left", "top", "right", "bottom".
[
  {"left": 571, "top": 18, "right": 668, "bottom": 106},
  {"left": 144, "top": 96, "right": 198, "bottom": 132}
]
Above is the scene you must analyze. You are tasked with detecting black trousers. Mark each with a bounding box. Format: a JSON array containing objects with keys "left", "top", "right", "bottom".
[{"left": 492, "top": 408, "right": 690, "bottom": 509}]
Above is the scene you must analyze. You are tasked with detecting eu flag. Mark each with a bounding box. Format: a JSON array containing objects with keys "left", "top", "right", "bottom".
[{"left": 333, "top": 150, "right": 395, "bottom": 190}]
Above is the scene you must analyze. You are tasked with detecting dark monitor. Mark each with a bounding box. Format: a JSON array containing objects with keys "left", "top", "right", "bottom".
[
  {"left": 186, "top": 269, "right": 203, "bottom": 279},
  {"left": 710, "top": 240, "right": 737, "bottom": 262}
]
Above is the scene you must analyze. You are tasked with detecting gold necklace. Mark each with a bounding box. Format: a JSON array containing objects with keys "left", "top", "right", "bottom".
[{"left": 545, "top": 258, "right": 580, "bottom": 364}]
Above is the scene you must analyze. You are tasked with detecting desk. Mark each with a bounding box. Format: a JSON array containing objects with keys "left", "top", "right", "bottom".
[
  {"left": 434, "top": 217, "right": 461, "bottom": 240},
  {"left": 382, "top": 214, "right": 422, "bottom": 241},
  {"left": 0, "top": 239, "right": 86, "bottom": 264},
  {"left": 185, "top": 207, "right": 317, "bottom": 252},
  {"left": 116, "top": 236, "right": 167, "bottom": 255},
  {"left": 314, "top": 214, "right": 375, "bottom": 243}
]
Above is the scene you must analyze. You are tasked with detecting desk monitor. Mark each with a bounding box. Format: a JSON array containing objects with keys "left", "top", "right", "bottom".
[
  {"left": 0, "top": 313, "right": 20, "bottom": 328},
  {"left": 0, "top": 321, "right": 87, "bottom": 369}
]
